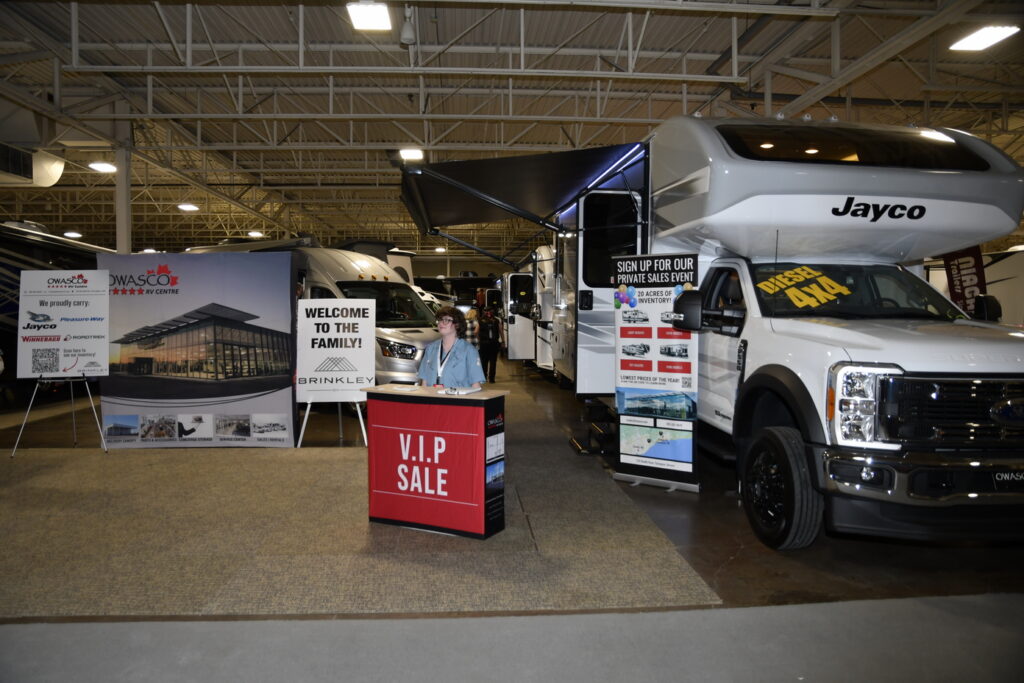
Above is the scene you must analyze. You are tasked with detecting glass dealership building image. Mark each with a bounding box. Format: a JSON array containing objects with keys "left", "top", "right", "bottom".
[{"left": 110, "top": 303, "right": 291, "bottom": 380}]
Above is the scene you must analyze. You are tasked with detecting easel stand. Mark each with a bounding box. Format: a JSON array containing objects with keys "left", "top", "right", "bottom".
[
  {"left": 10, "top": 376, "right": 108, "bottom": 457},
  {"left": 296, "top": 401, "right": 367, "bottom": 448}
]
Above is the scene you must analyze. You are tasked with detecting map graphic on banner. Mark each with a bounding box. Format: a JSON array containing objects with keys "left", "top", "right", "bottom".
[
  {"left": 96, "top": 252, "right": 294, "bottom": 449},
  {"left": 296, "top": 299, "right": 375, "bottom": 403},
  {"left": 16, "top": 270, "right": 109, "bottom": 379},
  {"left": 613, "top": 254, "right": 699, "bottom": 484}
]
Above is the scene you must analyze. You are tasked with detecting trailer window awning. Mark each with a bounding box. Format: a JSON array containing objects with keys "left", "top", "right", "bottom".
[{"left": 401, "top": 144, "right": 639, "bottom": 232}]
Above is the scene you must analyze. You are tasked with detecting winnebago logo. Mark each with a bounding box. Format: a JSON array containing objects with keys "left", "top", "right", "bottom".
[
  {"left": 990, "top": 399, "right": 1024, "bottom": 428},
  {"left": 110, "top": 264, "right": 180, "bottom": 295},
  {"left": 21, "top": 335, "right": 61, "bottom": 342},
  {"left": 46, "top": 273, "right": 89, "bottom": 288},
  {"left": 314, "top": 357, "right": 358, "bottom": 372},
  {"left": 23, "top": 311, "right": 56, "bottom": 330},
  {"left": 831, "top": 196, "right": 926, "bottom": 222}
]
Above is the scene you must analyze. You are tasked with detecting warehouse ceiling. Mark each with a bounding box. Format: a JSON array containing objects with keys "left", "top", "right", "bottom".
[{"left": 0, "top": 0, "right": 1021, "bottom": 263}]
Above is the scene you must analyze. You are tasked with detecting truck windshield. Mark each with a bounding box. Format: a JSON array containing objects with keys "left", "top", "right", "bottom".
[
  {"left": 336, "top": 281, "right": 437, "bottom": 328},
  {"left": 751, "top": 263, "right": 963, "bottom": 320}
]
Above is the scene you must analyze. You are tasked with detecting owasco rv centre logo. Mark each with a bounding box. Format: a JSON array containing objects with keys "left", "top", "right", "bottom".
[{"left": 109, "top": 264, "right": 180, "bottom": 295}]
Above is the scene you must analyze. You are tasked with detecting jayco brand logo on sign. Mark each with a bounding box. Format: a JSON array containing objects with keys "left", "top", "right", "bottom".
[{"left": 830, "top": 196, "right": 926, "bottom": 222}]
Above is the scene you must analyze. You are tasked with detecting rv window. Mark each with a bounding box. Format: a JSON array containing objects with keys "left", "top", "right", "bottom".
[
  {"left": 336, "top": 281, "right": 436, "bottom": 328},
  {"left": 309, "top": 286, "right": 335, "bottom": 299},
  {"left": 717, "top": 124, "right": 990, "bottom": 171},
  {"left": 752, "top": 262, "right": 962, "bottom": 320}
]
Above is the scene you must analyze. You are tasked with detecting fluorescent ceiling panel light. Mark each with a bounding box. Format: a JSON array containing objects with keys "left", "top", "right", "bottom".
[
  {"left": 399, "top": 148, "right": 424, "bottom": 161},
  {"left": 950, "top": 26, "right": 1019, "bottom": 51},
  {"left": 88, "top": 161, "right": 117, "bottom": 173},
  {"left": 347, "top": 1, "right": 392, "bottom": 31},
  {"left": 434, "top": 247, "right": 446, "bottom": 253},
  {"left": 63, "top": 231, "right": 83, "bottom": 238},
  {"left": 177, "top": 203, "right": 200, "bottom": 212}
]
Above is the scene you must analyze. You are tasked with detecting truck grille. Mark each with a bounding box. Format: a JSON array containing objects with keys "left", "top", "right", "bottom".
[{"left": 878, "top": 376, "right": 1024, "bottom": 449}]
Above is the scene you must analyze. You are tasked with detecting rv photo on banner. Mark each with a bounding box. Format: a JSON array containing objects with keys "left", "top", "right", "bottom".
[
  {"left": 613, "top": 254, "right": 699, "bottom": 485},
  {"left": 96, "top": 252, "right": 294, "bottom": 448}
]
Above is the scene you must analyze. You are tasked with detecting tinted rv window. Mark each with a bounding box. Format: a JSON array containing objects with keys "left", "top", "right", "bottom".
[
  {"left": 717, "top": 124, "right": 990, "bottom": 171},
  {"left": 580, "top": 192, "right": 640, "bottom": 287},
  {"left": 336, "top": 281, "right": 436, "bottom": 328}
]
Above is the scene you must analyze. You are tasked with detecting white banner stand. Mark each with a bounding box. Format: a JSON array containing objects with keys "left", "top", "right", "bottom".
[
  {"left": 11, "top": 376, "right": 108, "bottom": 458},
  {"left": 296, "top": 400, "right": 367, "bottom": 448}
]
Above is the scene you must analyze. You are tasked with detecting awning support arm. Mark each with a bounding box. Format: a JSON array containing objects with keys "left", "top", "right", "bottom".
[{"left": 434, "top": 230, "right": 516, "bottom": 267}]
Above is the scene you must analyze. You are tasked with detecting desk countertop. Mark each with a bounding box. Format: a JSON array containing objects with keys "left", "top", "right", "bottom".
[{"left": 362, "top": 383, "right": 510, "bottom": 400}]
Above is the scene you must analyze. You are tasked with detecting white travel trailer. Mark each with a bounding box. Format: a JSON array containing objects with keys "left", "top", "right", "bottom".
[{"left": 188, "top": 238, "right": 439, "bottom": 384}]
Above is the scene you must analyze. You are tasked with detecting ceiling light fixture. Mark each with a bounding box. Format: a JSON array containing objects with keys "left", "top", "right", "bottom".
[
  {"left": 434, "top": 246, "right": 446, "bottom": 253},
  {"left": 248, "top": 231, "right": 264, "bottom": 238},
  {"left": 347, "top": 1, "right": 392, "bottom": 31},
  {"left": 805, "top": 148, "right": 819, "bottom": 155},
  {"left": 400, "top": 5, "right": 416, "bottom": 45},
  {"left": 88, "top": 161, "right": 117, "bottom": 173},
  {"left": 759, "top": 143, "right": 774, "bottom": 150},
  {"left": 142, "top": 248, "right": 157, "bottom": 254},
  {"left": 63, "top": 231, "right": 83, "bottom": 238},
  {"left": 177, "top": 203, "right": 200, "bottom": 212},
  {"left": 950, "top": 26, "right": 1019, "bottom": 51},
  {"left": 399, "top": 147, "right": 424, "bottom": 161}
]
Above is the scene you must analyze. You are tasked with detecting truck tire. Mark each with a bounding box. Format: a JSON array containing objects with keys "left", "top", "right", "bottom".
[{"left": 741, "top": 426, "right": 823, "bottom": 550}]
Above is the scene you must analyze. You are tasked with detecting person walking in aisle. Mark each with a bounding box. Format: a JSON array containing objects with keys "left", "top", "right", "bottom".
[
  {"left": 477, "top": 306, "right": 504, "bottom": 383},
  {"left": 464, "top": 306, "right": 480, "bottom": 349},
  {"left": 418, "top": 306, "right": 485, "bottom": 389}
]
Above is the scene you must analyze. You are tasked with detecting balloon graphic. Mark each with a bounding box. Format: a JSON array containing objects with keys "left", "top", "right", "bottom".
[
  {"left": 626, "top": 286, "right": 636, "bottom": 297},
  {"left": 613, "top": 299, "right": 621, "bottom": 309},
  {"left": 674, "top": 284, "right": 683, "bottom": 296},
  {"left": 629, "top": 296, "right": 638, "bottom": 307}
]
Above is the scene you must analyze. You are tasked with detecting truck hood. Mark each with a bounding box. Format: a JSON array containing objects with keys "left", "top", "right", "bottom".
[
  {"left": 376, "top": 326, "right": 440, "bottom": 348},
  {"left": 769, "top": 318, "right": 1024, "bottom": 373}
]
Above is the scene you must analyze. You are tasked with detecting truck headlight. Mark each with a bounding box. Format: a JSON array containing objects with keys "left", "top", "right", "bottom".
[
  {"left": 376, "top": 338, "right": 418, "bottom": 360},
  {"left": 827, "top": 363, "right": 902, "bottom": 451}
]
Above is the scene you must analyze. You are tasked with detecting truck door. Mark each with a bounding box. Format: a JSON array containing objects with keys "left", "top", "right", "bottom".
[{"left": 698, "top": 267, "right": 747, "bottom": 433}]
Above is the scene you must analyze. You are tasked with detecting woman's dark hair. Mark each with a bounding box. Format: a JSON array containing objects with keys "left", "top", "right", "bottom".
[{"left": 435, "top": 306, "right": 467, "bottom": 337}]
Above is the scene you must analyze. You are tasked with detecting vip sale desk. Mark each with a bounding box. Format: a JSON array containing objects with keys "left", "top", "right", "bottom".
[{"left": 363, "top": 384, "right": 508, "bottom": 539}]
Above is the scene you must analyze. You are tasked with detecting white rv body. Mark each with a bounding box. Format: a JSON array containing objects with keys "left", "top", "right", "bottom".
[
  {"left": 532, "top": 245, "right": 556, "bottom": 372},
  {"left": 500, "top": 269, "right": 536, "bottom": 361}
]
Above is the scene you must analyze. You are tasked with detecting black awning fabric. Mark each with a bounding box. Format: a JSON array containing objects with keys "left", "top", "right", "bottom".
[{"left": 401, "top": 144, "right": 638, "bottom": 232}]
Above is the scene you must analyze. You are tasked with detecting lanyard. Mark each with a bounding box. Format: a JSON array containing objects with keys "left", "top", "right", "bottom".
[{"left": 436, "top": 340, "right": 455, "bottom": 384}]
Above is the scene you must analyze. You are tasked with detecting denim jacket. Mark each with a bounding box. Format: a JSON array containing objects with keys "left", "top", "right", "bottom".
[{"left": 417, "top": 337, "right": 486, "bottom": 387}]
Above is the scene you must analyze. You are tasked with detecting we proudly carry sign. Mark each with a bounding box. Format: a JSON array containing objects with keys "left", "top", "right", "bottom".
[
  {"left": 296, "top": 299, "right": 375, "bottom": 403},
  {"left": 17, "top": 270, "right": 109, "bottom": 379}
]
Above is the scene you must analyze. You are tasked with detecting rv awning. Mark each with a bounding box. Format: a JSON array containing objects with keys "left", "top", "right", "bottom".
[{"left": 401, "top": 144, "right": 639, "bottom": 233}]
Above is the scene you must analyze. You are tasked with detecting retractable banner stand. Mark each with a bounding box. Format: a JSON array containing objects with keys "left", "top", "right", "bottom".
[
  {"left": 941, "top": 245, "right": 987, "bottom": 315},
  {"left": 97, "top": 252, "right": 295, "bottom": 449},
  {"left": 295, "top": 299, "right": 375, "bottom": 444},
  {"left": 611, "top": 254, "right": 700, "bottom": 492}
]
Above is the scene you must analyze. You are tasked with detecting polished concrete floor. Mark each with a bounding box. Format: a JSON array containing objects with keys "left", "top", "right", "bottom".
[{"left": 3, "top": 357, "right": 1022, "bottom": 611}]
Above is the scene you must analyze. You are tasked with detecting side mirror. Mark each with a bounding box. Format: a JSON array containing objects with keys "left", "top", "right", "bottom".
[
  {"left": 672, "top": 290, "right": 702, "bottom": 331},
  {"left": 973, "top": 294, "right": 1002, "bottom": 322}
]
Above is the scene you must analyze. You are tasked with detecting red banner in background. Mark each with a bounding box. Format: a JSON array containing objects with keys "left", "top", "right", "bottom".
[{"left": 942, "top": 246, "right": 987, "bottom": 314}]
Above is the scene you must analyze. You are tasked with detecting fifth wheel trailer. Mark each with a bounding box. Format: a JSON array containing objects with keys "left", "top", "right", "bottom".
[{"left": 402, "top": 115, "right": 1024, "bottom": 550}]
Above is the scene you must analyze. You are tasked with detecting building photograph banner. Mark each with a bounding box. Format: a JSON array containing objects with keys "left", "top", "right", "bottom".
[
  {"left": 612, "top": 254, "right": 699, "bottom": 486},
  {"left": 16, "top": 269, "right": 109, "bottom": 379},
  {"left": 96, "top": 252, "right": 294, "bottom": 449},
  {"left": 296, "top": 299, "right": 375, "bottom": 403}
]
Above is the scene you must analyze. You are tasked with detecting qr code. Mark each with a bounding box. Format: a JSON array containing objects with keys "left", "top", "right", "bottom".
[{"left": 31, "top": 348, "right": 60, "bottom": 374}]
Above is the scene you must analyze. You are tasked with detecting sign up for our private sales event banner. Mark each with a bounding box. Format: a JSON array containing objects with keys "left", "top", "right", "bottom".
[{"left": 612, "top": 253, "right": 699, "bottom": 488}]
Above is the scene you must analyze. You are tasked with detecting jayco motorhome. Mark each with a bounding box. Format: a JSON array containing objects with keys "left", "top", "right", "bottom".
[{"left": 402, "top": 115, "right": 1024, "bottom": 550}]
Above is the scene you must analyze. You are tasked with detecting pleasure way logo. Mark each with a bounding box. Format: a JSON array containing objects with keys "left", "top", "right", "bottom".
[
  {"left": 830, "top": 196, "right": 926, "bottom": 222},
  {"left": 990, "top": 399, "right": 1024, "bottom": 428}
]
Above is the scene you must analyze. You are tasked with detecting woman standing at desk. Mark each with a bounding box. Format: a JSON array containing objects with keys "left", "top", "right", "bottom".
[{"left": 418, "top": 306, "right": 486, "bottom": 389}]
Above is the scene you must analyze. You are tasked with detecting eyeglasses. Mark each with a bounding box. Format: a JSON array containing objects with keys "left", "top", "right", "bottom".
[{"left": 437, "top": 317, "right": 454, "bottom": 324}]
